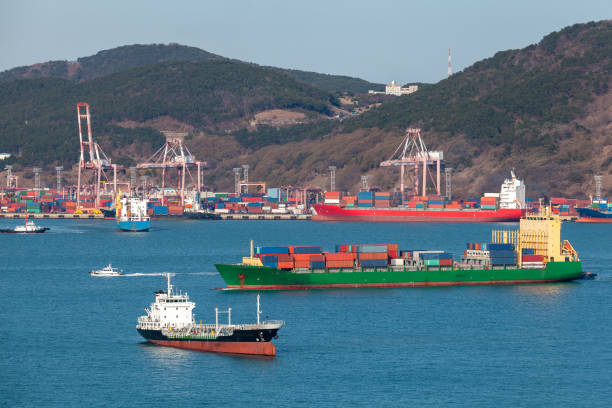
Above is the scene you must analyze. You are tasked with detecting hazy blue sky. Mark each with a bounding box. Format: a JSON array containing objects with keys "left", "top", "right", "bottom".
[{"left": 1, "top": 1, "right": 609, "bottom": 84}]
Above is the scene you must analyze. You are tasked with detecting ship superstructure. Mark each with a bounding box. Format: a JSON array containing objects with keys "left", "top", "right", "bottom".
[
  {"left": 116, "top": 192, "right": 150, "bottom": 232},
  {"left": 499, "top": 170, "right": 526, "bottom": 209},
  {"left": 136, "top": 274, "right": 284, "bottom": 356}
]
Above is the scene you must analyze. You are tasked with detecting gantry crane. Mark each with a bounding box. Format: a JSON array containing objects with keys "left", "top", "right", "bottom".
[
  {"left": 136, "top": 138, "right": 206, "bottom": 205},
  {"left": 380, "top": 128, "right": 444, "bottom": 202},
  {"left": 76, "top": 103, "right": 122, "bottom": 209}
]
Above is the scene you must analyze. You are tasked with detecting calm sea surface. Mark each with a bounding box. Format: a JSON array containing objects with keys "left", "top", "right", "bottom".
[{"left": 1, "top": 219, "right": 611, "bottom": 407}]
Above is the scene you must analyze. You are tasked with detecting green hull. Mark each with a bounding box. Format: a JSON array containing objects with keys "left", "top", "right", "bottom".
[{"left": 215, "top": 262, "right": 583, "bottom": 290}]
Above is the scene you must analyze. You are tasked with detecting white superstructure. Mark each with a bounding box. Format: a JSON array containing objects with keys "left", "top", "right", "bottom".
[
  {"left": 137, "top": 274, "right": 196, "bottom": 331},
  {"left": 499, "top": 170, "right": 526, "bottom": 209},
  {"left": 14, "top": 219, "right": 42, "bottom": 232},
  {"left": 117, "top": 195, "right": 150, "bottom": 222}
]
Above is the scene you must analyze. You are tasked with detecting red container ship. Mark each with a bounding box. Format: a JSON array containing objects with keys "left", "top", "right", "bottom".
[
  {"left": 313, "top": 171, "right": 526, "bottom": 223},
  {"left": 312, "top": 204, "right": 524, "bottom": 222}
]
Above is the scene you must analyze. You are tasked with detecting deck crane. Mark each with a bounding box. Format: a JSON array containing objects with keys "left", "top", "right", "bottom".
[
  {"left": 136, "top": 138, "right": 206, "bottom": 205},
  {"left": 379, "top": 128, "right": 444, "bottom": 202},
  {"left": 76, "top": 103, "right": 121, "bottom": 209}
]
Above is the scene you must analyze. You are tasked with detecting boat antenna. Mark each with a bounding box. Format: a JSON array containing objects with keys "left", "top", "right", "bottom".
[
  {"left": 165, "top": 273, "right": 175, "bottom": 295},
  {"left": 250, "top": 239, "right": 254, "bottom": 258}
]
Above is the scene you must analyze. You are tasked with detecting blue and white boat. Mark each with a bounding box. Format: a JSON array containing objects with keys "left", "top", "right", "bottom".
[{"left": 116, "top": 193, "right": 151, "bottom": 232}]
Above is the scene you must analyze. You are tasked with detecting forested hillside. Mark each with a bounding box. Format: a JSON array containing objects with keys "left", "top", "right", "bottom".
[
  {"left": 0, "top": 43, "right": 382, "bottom": 93},
  {"left": 0, "top": 21, "right": 609, "bottom": 197}
]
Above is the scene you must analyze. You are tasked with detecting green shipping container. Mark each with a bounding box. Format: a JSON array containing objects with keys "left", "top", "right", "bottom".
[
  {"left": 425, "top": 259, "right": 439, "bottom": 266},
  {"left": 481, "top": 205, "right": 497, "bottom": 210}
]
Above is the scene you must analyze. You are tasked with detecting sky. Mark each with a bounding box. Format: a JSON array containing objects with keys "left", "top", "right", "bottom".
[{"left": 0, "top": 1, "right": 609, "bottom": 84}]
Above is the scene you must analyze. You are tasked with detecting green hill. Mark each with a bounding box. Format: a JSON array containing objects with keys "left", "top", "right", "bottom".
[
  {"left": 215, "top": 21, "right": 612, "bottom": 197},
  {"left": 0, "top": 43, "right": 382, "bottom": 94},
  {"left": 0, "top": 59, "right": 338, "bottom": 169}
]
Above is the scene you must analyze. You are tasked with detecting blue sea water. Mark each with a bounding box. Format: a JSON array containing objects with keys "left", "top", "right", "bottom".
[{"left": 1, "top": 219, "right": 611, "bottom": 407}]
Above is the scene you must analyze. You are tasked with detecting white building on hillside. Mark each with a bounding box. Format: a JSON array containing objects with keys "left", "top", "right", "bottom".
[{"left": 385, "top": 80, "right": 418, "bottom": 96}]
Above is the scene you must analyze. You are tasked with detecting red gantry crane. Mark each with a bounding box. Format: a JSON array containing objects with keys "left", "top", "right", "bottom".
[
  {"left": 76, "top": 103, "right": 121, "bottom": 209},
  {"left": 137, "top": 138, "right": 206, "bottom": 205},
  {"left": 380, "top": 128, "right": 444, "bottom": 202}
]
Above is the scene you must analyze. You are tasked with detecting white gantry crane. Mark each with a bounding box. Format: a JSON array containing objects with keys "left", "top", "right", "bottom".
[{"left": 380, "top": 128, "right": 444, "bottom": 202}]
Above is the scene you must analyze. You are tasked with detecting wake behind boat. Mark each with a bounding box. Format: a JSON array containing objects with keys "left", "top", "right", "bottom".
[
  {"left": 90, "top": 264, "right": 123, "bottom": 277},
  {"left": 0, "top": 216, "right": 49, "bottom": 234}
]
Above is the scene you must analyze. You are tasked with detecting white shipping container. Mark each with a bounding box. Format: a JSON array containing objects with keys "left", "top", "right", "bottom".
[
  {"left": 390, "top": 258, "right": 405, "bottom": 266},
  {"left": 214, "top": 208, "right": 230, "bottom": 213},
  {"left": 262, "top": 206, "right": 271, "bottom": 211},
  {"left": 271, "top": 208, "right": 288, "bottom": 214},
  {"left": 325, "top": 199, "right": 340, "bottom": 204},
  {"left": 484, "top": 193, "right": 500, "bottom": 198}
]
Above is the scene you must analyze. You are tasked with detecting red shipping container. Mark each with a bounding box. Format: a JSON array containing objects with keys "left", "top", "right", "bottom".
[
  {"left": 277, "top": 254, "right": 292, "bottom": 262},
  {"left": 325, "top": 253, "right": 355, "bottom": 261},
  {"left": 522, "top": 255, "right": 544, "bottom": 262},
  {"left": 309, "top": 254, "right": 325, "bottom": 262},
  {"left": 294, "top": 261, "right": 310, "bottom": 268},
  {"left": 439, "top": 259, "right": 453, "bottom": 266}
]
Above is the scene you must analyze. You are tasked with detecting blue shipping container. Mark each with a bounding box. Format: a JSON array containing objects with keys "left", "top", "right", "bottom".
[
  {"left": 259, "top": 247, "right": 290, "bottom": 255},
  {"left": 488, "top": 243, "right": 515, "bottom": 250},
  {"left": 310, "top": 261, "right": 326, "bottom": 269},
  {"left": 357, "top": 245, "right": 387, "bottom": 253},
  {"left": 293, "top": 246, "right": 322, "bottom": 254},
  {"left": 360, "top": 259, "right": 388, "bottom": 268},
  {"left": 153, "top": 206, "right": 169, "bottom": 215}
]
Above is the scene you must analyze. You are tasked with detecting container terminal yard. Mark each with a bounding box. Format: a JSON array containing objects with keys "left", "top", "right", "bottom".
[{"left": 0, "top": 105, "right": 609, "bottom": 223}]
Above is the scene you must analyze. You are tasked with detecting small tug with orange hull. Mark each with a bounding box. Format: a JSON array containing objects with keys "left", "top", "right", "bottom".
[{"left": 136, "top": 274, "right": 283, "bottom": 356}]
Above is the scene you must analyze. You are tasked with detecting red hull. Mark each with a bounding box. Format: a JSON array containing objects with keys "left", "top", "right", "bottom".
[
  {"left": 575, "top": 217, "right": 612, "bottom": 223},
  {"left": 312, "top": 204, "right": 524, "bottom": 222},
  {"left": 149, "top": 339, "right": 276, "bottom": 356},
  {"left": 226, "top": 279, "right": 573, "bottom": 290}
]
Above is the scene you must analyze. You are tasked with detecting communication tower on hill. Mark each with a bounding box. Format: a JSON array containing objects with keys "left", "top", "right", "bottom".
[
  {"left": 448, "top": 48, "right": 452, "bottom": 77},
  {"left": 75, "top": 103, "right": 121, "bottom": 209},
  {"left": 137, "top": 138, "right": 206, "bottom": 205},
  {"left": 380, "top": 128, "right": 444, "bottom": 201}
]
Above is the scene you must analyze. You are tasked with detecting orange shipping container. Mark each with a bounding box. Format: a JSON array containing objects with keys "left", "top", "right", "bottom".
[
  {"left": 294, "top": 261, "right": 310, "bottom": 268},
  {"left": 277, "top": 261, "right": 294, "bottom": 269},
  {"left": 359, "top": 252, "right": 388, "bottom": 260},
  {"left": 326, "top": 260, "right": 354, "bottom": 268},
  {"left": 292, "top": 254, "right": 313, "bottom": 262}
]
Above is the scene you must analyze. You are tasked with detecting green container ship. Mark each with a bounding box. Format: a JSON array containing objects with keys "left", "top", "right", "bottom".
[{"left": 215, "top": 209, "right": 583, "bottom": 290}]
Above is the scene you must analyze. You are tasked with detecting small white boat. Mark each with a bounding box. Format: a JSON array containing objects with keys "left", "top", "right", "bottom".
[
  {"left": 0, "top": 216, "right": 49, "bottom": 234},
  {"left": 90, "top": 264, "right": 123, "bottom": 277}
]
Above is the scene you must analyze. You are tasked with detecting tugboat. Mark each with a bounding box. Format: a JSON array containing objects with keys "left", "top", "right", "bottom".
[
  {"left": 116, "top": 192, "right": 150, "bottom": 232},
  {"left": 90, "top": 264, "right": 123, "bottom": 277},
  {"left": 136, "top": 274, "right": 284, "bottom": 356},
  {"left": 0, "top": 215, "right": 50, "bottom": 234}
]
